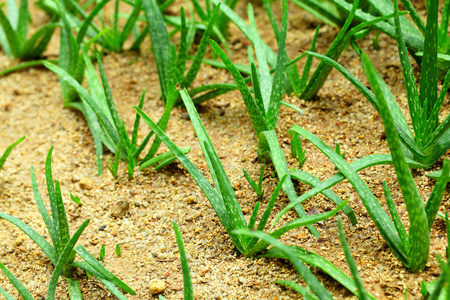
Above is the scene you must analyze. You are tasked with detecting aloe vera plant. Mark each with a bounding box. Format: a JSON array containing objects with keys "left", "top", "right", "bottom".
[
  {"left": 163, "top": 0, "right": 232, "bottom": 54},
  {"left": 143, "top": 0, "right": 233, "bottom": 105},
  {"left": 0, "top": 0, "right": 57, "bottom": 60},
  {"left": 209, "top": 0, "right": 402, "bottom": 100},
  {"left": 37, "top": 0, "right": 147, "bottom": 53},
  {"left": 334, "top": 0, "right": 450, "bottom": 79},
  {"left": 304, "top": 0, "right": 450, "bottom": 168},
  {"left": 45, "top": 56, "right": 188, "bottom": 177},
  {"left": 274, "top": 39, "right": 450, "bottom": 271},
  {"left": 135, "top": 86, "right": 346, "bottom": 253},
  {"left": 0, "top": 148, "right": 136, "bottom": 299},
  {"left": 0, "top": 136, "right": 25, "bottom": 172},
  {"left": 209, "top": 0, "right": 357, "bottom": 237}
]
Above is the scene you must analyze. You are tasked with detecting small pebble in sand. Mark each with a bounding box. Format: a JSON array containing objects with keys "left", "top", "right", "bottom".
[
  {"left": 149, "top": 279, "right": 165, "bottom": 294},
  {"left": 110, "top": 200, "right": 129, "bottom": 218},
  {"left": 79, "top": 178, "right": 93, "bottom": 190}
]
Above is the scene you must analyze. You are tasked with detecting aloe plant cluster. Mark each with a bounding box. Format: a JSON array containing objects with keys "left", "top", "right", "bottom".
[{"left": 0, "top": 0, "right": 450, "bottom": 298}]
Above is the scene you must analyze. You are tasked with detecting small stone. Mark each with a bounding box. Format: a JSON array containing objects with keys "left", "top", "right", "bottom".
[
  {"left": 15, "top": 235, "right": 27, "bottom": 246},
  {"left": 238, "top": 277, "right": 246, "bottom": 284},
  {"left": 79, "top": 178, "right": 93, "bottom": 190},
  {"left": 149, "top": 279, "right": 165, "bottom": 294},
  {"left": 200, "top": 266, "right": 210, "bottom": 277},
  {"left": 71, "top": 174, "right": 80, "bottom": 183},
  {"left": 110, "top": 200, "right": 130, "bottom": 218},
  {"left": 186, "top": 196, "right": 197, "bottom": 204}
]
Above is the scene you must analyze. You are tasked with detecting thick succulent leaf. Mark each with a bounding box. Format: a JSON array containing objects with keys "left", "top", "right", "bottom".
[
  {"left": 210, "top": 40, "right": 269, "bottom": 136},
  {"left": 45, "top": 147, "right": 60, "bottom": 256},
  {"left": 291, "top": 0, "right": 342, "bottom": 27},
  {"left": 383, "top": 182, "right": 410, "bottom": 251},
  {"left": 66, "top": 278, "right": 82, "bottom": 300},
  {"left": 274, "top": 154, "right": 425, "bottom": 226},
  {"left": 331, "top": 0, "right": 423, "bottom": 52},
  {"left": 418, "top": 0, "right": 439, "bottom": 139},
  {"left": 142, "top": 0, "right": 172, "bottom": 102},
  {"left": 181, "top": 4, "right": 221, "bottom": 89},
  {"left": 46, "top": 220, "right": 90, "bottom": 300},
  {"left": 425, "top": 160, "right": 450, "bottom": 229},
  {"left": 364, "top": 36, "right": 429, "bottom": 272},
  {"left": 300, "top": 0, "right": 359, "bottom": 100}
]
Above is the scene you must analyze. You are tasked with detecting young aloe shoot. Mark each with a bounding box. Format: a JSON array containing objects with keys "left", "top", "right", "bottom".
[
  {"left": 99, "top": 244, "right": 106, "bottom": 262},
  {"left": 108, "top": 138, "right": 122, "bottom": 179},
  {"left": 69, "top": 193, "right": 81, "bottom": 205},
  {"left": 243, "top": 163, "right": 265, "bottom": 200},
  {"left": 0, "top": 136, "right": 25, "bottom": 172},
  {"left": 290, "top": 130, "right": 307, "bottom": 168},
  {"left": 0, "top": 148, "right": 136, "bottom": 298},
  {"left": 115, "top": 244, "right": 122, "bottom": 257}
]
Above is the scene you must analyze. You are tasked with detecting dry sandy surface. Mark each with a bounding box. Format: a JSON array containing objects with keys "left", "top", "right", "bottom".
[{"left": 0, "top": 0, "right": 448, "bottom": 299}]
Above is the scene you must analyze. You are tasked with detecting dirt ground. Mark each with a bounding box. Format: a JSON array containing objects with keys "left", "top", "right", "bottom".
[{"left": 0, "top": 0, "right": 448, "bottom": 299}]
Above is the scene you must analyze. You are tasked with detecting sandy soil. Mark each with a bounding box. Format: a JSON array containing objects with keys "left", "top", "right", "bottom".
[{"left": 0, "top": 0, "right": 449, "bottom": 299}]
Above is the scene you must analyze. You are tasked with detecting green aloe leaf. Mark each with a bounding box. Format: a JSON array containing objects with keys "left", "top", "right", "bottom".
[
  {"left": 236, "top": 229, "right": 333, "bottom": 299},
  {"left": 383, "top": 182, "right": 410, "bottom": 251},
  {"left": 54, "top": 181, "right": 70, "bottom": 253},
  {"left": 173, "top": 222, "right": 194, "bottom": 300},
  {"left": 30, "top": 166, "right": 57, "bottom": 254},
  {"left": 244, "top": 175, "right": 286, "bottom": 252},
  {"left": 275, "top": 280, "right": 318, "bottom": 299},
  {"left": 180, "top": 4, "right": 221, "bottom": 89},
  {"left": 419, "top": 0, "right": 439, "bottom": 141},
  {"left": 262, "top": 243, "right": 376, "bottom": 299},
  {"left": 290, "top": 169, "right": 356, "bottom": 225},
  {"left": 45, "top": 147, "right": 60, "bottom": 256},
  {"left": 364, "top": 28, "right": 429, "bottom": 271},
  {"left": 247, "top": 200, "right": 347, "bottom": 256},
  {"left": 0, "top": 136, "right": 24, "bottom": 171},
  {"left": 210, "top": 40, "right": 269, "bottom": 136},
  {"left": 71, "top": 261, "right": 131, "bottom": 299},
  {"left": 66, "top": 278, "right": 82, "bottom": 300},
  {"left": 142, "top": 0, "right": 172, "bottom": 102},
  {"left": 425, "top": 159, "right": 450, "bottom": 229},
  {"left": 274, "top": 154, "right": 425, "bottom": 227},
  {"left": 337, "top": 219, "right": 371, "bottom": 300},
  {"left": 46, "top": 220, "right": 90, "bottom": 300},
  {"left": 288, "top": 125, "right": 409, "bottom": 267},
  {"left": 0, "top": 262, "right": 34, "bottom": 300},
  {"left": 260, "top": 130, "right": 318, "bottom": 237}
]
